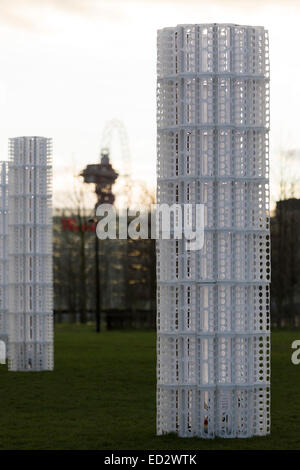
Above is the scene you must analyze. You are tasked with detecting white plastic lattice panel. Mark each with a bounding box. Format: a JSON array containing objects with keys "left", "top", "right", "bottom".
[
  {"left": 157, "top": 24, "right": 270, "bottom": 438},
  {"left": 8, "top": 137, "right": 53, "bottom": 371},
  {"left": 0, "top": 162, "right": 8, "bottom": 357}
]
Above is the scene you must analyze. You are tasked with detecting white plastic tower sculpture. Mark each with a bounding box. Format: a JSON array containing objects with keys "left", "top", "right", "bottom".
[
  {"left": 157, "top": 24, "right": 270, "bottom": 438},
  {"left": 8, "top": 136, "right": 53, "bottom": 371},
  {"left": 0, "top": 162, "right": 8, "bottom": 364}
]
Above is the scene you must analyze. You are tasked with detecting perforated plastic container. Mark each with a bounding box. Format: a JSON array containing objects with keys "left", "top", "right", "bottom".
[
  {"left": 0, "top": 162, "right": 8, "bottom": 352},
  {"left": 157, "top": 24, "right": 270, "bottom": 438},
  {"left": 8, "top": 137, "right": 53, "bottom": 371}
]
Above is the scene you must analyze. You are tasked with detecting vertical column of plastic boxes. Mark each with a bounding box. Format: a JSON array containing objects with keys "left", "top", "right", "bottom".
[
  {"left": 0, "top": 162, "right": 8, "bottom": 363},
  {"left": 157, "top": 24, "right": 270, "bottom": 437},
  {"left": 8, "top": 136, "right": 53, "bottom": 371}
]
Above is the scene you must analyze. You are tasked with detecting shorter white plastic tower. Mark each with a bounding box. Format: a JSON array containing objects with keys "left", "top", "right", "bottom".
[
  {"left": 8, "top": 137, "right": 53, "bottom": 371},
  {"left": 0, "top": 162, "right": 8, "bottom": 364}
]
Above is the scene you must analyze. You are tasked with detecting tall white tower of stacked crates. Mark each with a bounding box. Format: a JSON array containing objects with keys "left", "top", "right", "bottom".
[
  {"left": 0, "top": 162, "right": 8, "bottom": 363},
  {"left": 8, "top": 136, "right": 53, "bottom": 371},
  {"left": 157, "top": 24, "right": 270, "bottom": 437}
]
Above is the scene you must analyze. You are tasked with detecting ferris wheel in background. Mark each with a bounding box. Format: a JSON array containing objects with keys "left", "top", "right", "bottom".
[
  {"left": 99, "top": 119, "right": 134, "bottom": 208},
  {"left": 100, "top": 119, "right": 132, "bottom": 179},
  {"left": 99, "top": 119, "right": 154, "bottom": 208}
]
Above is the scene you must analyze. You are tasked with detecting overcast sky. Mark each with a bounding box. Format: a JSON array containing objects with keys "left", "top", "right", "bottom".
[{"left": 0, "top": 0, "right": 299, "bottom": 207}]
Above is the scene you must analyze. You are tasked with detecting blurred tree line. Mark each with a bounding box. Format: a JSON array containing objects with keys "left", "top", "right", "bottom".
[
  {"left": 53, "top": 181, "right": 300, "bottom": 329},
  {"left": 271, "top": 151, "right": 300, "bottom": 327},
  {"left": 53, "top": 208, "right": 156, "bottom": 329}
]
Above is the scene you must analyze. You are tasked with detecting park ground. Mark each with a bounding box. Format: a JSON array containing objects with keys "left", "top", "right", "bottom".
[{"left": 0, "top": 326, "right": 299, "bottom": 450}]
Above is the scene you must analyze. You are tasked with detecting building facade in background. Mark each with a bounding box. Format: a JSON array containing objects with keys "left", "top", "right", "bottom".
[
  {"left": 8, "top": 137, "right": 53, "bottom": 371},
  {"left": 156, "top": 24, "right": 270, "bottom": 437},
  {"left": 271, "top": 198, "right": 300, "bottom": 326}
]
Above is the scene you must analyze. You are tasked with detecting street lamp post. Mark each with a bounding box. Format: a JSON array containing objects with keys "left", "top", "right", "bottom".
[{"left": 81, "top": 149, "right": 118, "bottom": 332}]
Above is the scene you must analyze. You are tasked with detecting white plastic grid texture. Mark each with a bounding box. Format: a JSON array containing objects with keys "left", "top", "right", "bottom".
[
  {"left": 156, "top": 24, "right": 270, "bottom": 438},
  {"left": 8, "top": 137, "right": 53, "bottom": 371},
  {"left": 0, "top": 162, "right": 8, "bottom": 350}
]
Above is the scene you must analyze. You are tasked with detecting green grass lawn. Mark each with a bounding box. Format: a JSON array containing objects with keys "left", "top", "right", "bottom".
[{"left": 0, "top": 325, "right": 299, "bottom": 450}]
